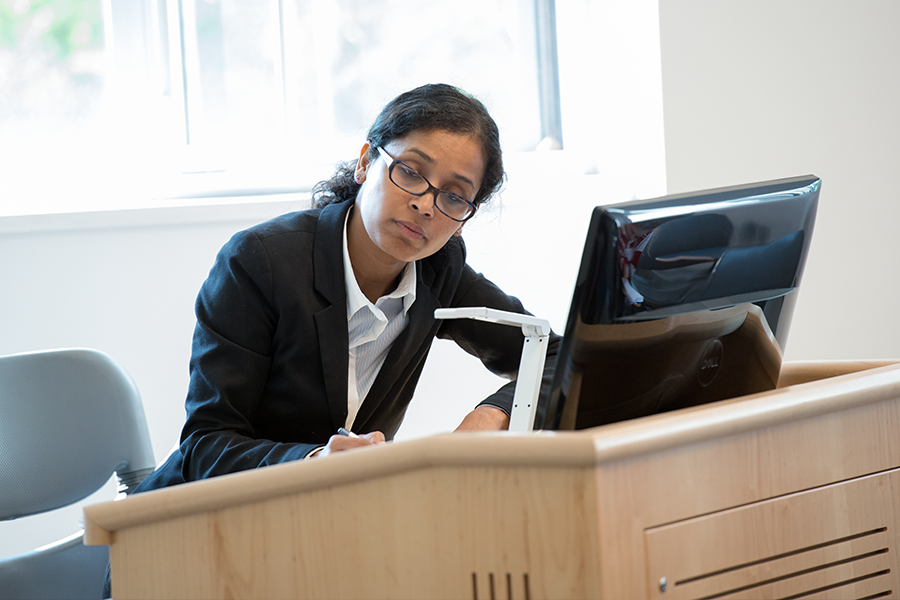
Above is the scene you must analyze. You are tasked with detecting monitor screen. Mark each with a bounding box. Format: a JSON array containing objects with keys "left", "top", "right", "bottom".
[{"left": 541, "top": 175, "right": 821, "bottom": 430}]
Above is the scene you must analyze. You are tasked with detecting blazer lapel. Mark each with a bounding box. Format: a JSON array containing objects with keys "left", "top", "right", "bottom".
[{"left": 313, "top": 200, "right": 353, "bottom": 430}]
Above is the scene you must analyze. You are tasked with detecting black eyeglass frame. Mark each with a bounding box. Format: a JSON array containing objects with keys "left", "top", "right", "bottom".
[{"left": 375, "top": 146, "right": 478, "bottom": 223}]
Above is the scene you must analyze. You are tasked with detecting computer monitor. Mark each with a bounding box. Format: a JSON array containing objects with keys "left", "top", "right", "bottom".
[{"left": 541, "top": 175, "right": 821, "bottom": 431}]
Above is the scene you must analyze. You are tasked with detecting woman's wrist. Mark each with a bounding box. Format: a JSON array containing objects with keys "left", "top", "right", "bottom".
[{"left": 454, "top": 405, "right": 510, "bottom": 431}]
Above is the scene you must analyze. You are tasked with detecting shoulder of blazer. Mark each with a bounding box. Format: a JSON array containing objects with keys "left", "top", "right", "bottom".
[
  {"left": 245, "top": 201, "right": 467, "bottom": 305},
  {"left": 235, "top": 200, "right": 352, "bottom": 305},
  {"left": 241, "top": 202, "right": 344, "bottom": 241}
]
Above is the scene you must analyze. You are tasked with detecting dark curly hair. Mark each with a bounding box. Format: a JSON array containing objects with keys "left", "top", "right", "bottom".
[{"left": 312, "top": 84, "right": 504, "bottom": 209}]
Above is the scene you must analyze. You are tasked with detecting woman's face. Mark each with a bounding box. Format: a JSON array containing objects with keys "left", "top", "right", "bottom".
[{"left": 351, "top": 129, "right": 485, "bottom": 268}]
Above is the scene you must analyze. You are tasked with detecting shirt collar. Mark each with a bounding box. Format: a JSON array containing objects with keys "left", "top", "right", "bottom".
[{"left": 343, "top": 206, "right": 417, "bottom": 320}]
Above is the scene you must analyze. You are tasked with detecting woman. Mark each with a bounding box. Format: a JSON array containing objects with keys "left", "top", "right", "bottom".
[{"left": 134, "top": 83, "right": 559, "bottom": 489}]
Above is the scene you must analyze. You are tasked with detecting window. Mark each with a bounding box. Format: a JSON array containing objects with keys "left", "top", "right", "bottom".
[
  {"left": 182, "top": 1, "right": 555, "bottom": 152},
  {"left": 2, "top": 0, "right": 562, "bottom": 215}
]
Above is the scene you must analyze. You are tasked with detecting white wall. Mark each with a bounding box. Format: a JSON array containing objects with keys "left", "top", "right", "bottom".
[{"left": 658, "top": 0, "right": 900, "bottom": 360}]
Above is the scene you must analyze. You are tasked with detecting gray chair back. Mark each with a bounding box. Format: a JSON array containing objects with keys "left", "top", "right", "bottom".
[{"left": 0, "top": 348, "right": 156, "bottom": 599}]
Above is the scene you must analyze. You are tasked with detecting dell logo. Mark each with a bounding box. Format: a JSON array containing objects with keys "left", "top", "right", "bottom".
[{"left": 698, "top": 339, "right": 724, "bottom": 387}]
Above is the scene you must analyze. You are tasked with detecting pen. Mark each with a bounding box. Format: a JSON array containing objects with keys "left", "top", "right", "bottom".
[{"left": 337, "top": 427, "right": 359, "bottom": 438}]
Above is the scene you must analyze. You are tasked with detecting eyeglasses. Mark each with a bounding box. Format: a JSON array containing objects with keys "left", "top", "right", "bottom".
[{"left": 376, "top": 146, "right": 478, "bottom": 223}]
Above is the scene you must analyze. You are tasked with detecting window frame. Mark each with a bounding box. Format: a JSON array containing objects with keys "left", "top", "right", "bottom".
[{"left": 108, "top": 0, "right": 565, "bottom": 201}]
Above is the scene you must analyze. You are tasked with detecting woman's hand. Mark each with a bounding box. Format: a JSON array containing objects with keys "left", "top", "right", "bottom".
[
  {"left": 453, "top": 405, "right": 510, "bottom": 432},
  {"left": 316, "top": 431, "right": 386, "bottom": 458}
]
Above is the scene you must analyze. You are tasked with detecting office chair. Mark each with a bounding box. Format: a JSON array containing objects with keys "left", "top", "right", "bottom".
[{"left": 0, "top": 348, "right": 156, "bottom": 600}]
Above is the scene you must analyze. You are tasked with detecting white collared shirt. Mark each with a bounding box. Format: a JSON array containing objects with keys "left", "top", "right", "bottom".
[{"left": 342, "top": 208, "right": 416, "bottom": 430}]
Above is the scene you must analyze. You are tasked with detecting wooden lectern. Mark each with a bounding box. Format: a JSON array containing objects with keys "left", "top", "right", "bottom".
[{"left": 84, "top": 360, "right": 900, "bottom": 599}]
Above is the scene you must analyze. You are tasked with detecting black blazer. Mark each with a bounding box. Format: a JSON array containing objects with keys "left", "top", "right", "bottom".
[{"left": 136, "top": 199, "right": 559, "bottom": 492}]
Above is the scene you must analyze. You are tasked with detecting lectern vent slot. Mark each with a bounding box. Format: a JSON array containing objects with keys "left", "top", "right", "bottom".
[
  {"left": 471, "top": 571, "right": 530, "bottom": 600},
  {"left": 678, "top": 527, "right": 888, "bottom": 586},
  {"left": 686, "top": 559, "right": 889, "bottom": 600},
  {"left": 659, "top": 526, "right": 893, "bottom": 600}
]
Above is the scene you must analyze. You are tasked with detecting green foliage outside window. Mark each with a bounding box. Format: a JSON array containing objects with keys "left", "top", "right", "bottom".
[
  {"left": 0, "top": 0, "right": 105, "bottom": 140},
  {"left": 0, "top": 0, "right": 103, "bottom": 60}
]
